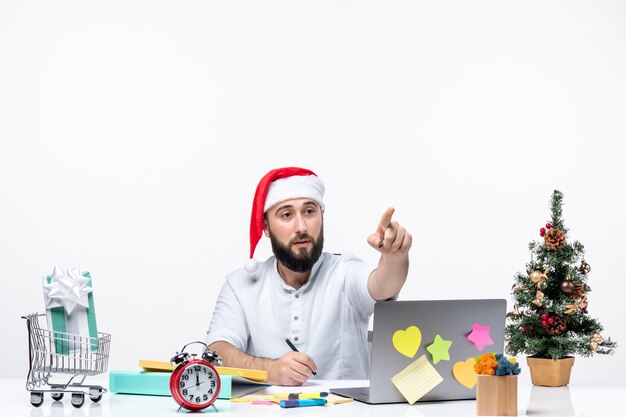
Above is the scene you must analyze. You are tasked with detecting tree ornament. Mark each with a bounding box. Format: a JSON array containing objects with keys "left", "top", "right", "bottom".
[
  {"left": 542, "top": 320, "right": 547, "bottom": 327},
  {"left": 561, "top": 279, "right": 575, "bottom": 295},
  {"left": 532, "top": 290, "right": 545, "bottom": 307},
  {"left": 572, "top": 284, "right": 586, "bottom": 300},
  {"left": 546, "top": 223, "right": 552, "bottom": 229},
  {"left": 506, "top": 305, "right": 520, "bottom": 318},
  {"left": 511, "top": 283, "right": 523, "bottom": 294},
  {"left": 541, "top": 313, "right": 548, "bottom": 320},
  {"left": 579, "top": 259, "right": 591, "bottom": 275},
  {"left": 530, "top": 269, "right": 548, "bottom": 288},
  {"left": 545, "top": 315, "right": 567, "bottom": 335},
  {"left": 544, "top": 228, "right": 566, "bottom": 250},
  {"left": 564, "top": 296, "right": 588, "bottom": 314},
  {"left": 539, "top": 227, "right": 546, "bottom": 237},
  {"left": 589, "top": 333, "right": 603, "bottom": 351}
]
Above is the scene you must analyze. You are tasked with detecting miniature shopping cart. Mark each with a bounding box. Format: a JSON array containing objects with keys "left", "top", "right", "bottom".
[{"left": 22, "top": 313, "right": 111, "bottom": 408}]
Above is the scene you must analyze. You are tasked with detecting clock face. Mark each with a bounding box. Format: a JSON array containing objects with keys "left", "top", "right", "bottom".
[{"left": 177, "top": 363, "right": 219, "bottom": 406}]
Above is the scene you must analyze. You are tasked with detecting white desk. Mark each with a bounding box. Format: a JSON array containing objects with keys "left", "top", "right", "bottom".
[{"left": 1, "top": 377, "right": 624, "bottom": 417}]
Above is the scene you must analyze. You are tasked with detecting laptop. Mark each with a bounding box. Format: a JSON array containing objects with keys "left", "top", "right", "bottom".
[{"left": 332, "top": 299, "right": 506, "bottom": 404}]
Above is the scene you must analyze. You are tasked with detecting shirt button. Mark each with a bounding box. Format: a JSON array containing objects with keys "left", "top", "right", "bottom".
[
  {"left": 294, "top": 316, "right": 299, "bottom": 321},
  {"left": 295, "top": 294, "right": 300, "bottom": 299},
  {"left": 294, "top": 336, "right": 299, "bottom": 342}
]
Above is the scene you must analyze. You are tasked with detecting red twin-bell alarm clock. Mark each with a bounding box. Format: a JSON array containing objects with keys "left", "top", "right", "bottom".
[{"left": 170, "top": 341, "right": 222, "bottom": 412}]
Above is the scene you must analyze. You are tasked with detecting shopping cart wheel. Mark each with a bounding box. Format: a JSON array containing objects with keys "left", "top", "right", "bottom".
[
  {"left": 71, "top": 392, "right": 85, "bottom": 408},
  {"left": 51, "top": 392, "right": 64, "bottom": 401},
  {"left": 30, "top": 391, "right": 44, "bottom": 407},
  {"left": 89, "top": 387, "right": 103, "bottom": 402}
]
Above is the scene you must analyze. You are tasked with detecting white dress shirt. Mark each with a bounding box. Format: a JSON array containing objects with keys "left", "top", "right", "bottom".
[{"left": 206, "top": 252, "right": 377, "bottom": 379}]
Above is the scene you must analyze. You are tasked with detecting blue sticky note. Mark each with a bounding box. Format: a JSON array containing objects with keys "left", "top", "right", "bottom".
[{"left": 279, "top": 398, "right": 327, "bottom": 408}]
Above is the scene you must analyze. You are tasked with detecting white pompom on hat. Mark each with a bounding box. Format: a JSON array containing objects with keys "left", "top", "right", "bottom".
[{"left": 245, "top": 167, "right": 325, "bottom": 272}]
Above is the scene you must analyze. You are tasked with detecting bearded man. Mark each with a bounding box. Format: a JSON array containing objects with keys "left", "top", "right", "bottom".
[{"left": 206, "top": 167, "right": 412, "bottom": 386}]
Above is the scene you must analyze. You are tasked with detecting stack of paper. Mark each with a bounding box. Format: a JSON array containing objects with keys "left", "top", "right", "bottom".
[
  {"left": 109, "top": 360, "right": 269, "bottom": 399},
  {"left": 138, "top": 359, "right": 268, "bottom": 382}
]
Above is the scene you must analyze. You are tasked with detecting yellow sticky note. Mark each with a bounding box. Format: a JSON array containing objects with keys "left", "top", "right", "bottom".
[
  {"left": 139, "top": 359, "right": 175, "bottom": 372},
  {"left": 229, "top": 396, "right": 274, "bottom": 403},
  {"left": 391, "top": 355, "right": 443, "bottom": 404},
  {"left": 392, "top": 326, "right": 422, "bottom": 358},
  {"left": 325, "top": 394, "right": 353, "bottom": 406}
]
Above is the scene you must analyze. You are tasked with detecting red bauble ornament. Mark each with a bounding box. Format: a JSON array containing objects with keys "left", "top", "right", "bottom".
[
  {"left": 542, "top": 320, "right": 547, "bottom": 327},
  {"left": 548, "top": 317, "right": 555, "bottom": 324},
  {"left": 540, "top": 227, "right": 546, "bottom": 237},
  {"left": 522, "top": 327, "right": 527, "bottom": 333},
  {"left": 541, "top": 313, "right": 548, "bottom": 320},
  {"left": 546, "top": 223, "right": 552, "bottom": 229}
]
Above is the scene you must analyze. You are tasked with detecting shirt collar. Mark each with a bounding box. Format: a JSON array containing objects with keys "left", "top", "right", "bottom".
[{"left": 271, "top": 253, "right": 326, "bottom": 292}]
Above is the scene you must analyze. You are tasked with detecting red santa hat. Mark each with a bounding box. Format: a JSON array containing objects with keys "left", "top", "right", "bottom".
[{"left": 245, "top": 167, "right": 325, "bottom": 272}]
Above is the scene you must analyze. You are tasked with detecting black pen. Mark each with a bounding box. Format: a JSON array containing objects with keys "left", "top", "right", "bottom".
[{"left": 285, "top": 338, "right": 321, "bottom": 379}]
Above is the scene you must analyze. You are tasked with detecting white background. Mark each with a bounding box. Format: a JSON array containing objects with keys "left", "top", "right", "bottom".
[{"left": 1, "top": 0, "right": 624, "bottom": 386}]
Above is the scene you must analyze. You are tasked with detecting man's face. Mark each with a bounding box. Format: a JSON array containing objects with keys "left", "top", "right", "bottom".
[{"left": 264, "top": 198, "right": 324, "bottom": 273}]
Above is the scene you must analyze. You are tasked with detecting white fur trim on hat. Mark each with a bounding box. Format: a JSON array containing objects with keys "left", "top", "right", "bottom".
[
  {"left": 264, "top": 175, "right": 325, "bottom": 213},
  {"left": 244, "top": 258, "right": 258, "bottom": 273}
]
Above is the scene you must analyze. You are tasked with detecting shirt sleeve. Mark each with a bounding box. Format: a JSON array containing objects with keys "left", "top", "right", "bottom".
[
  {"left": 205, "top": 279, "right": 249, "bottom": 351},
  {"left": 342, "top": 253, "right": 377, "bottom": 319}
]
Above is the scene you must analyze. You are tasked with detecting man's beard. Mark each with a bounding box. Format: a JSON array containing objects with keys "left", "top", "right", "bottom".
[{"left": 269, "top": 226, "right": 324, "bottom": 273}]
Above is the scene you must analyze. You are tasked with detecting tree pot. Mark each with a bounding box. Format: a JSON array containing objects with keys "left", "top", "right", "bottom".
[
  {"left": 526, "top": 356, "right": 575, "bottom": 387},
  {"left": 476, "top": 375, "right": 518, "bottom": 416}
]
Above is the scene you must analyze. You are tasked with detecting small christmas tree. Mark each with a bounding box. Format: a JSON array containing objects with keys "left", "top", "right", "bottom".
[{"left": 505, "top": 190, "right": 616, "bottom": 359}]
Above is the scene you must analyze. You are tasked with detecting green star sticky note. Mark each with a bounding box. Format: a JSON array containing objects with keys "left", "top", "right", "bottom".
[{"left": 426, "top": 334, "right": 452, "bottom": 364}]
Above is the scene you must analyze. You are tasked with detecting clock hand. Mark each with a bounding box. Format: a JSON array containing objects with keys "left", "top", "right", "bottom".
[
  {"left": 196, "top": 373, "right": 200, "bottom": 386},
  {"left": 192, "top": 377, "right": 214, "bottom": 388}
]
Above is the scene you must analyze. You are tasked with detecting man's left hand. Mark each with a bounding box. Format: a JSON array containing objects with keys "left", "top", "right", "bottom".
[{"left": 367, "top": 207, "right": 412, "bottom": 256}]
